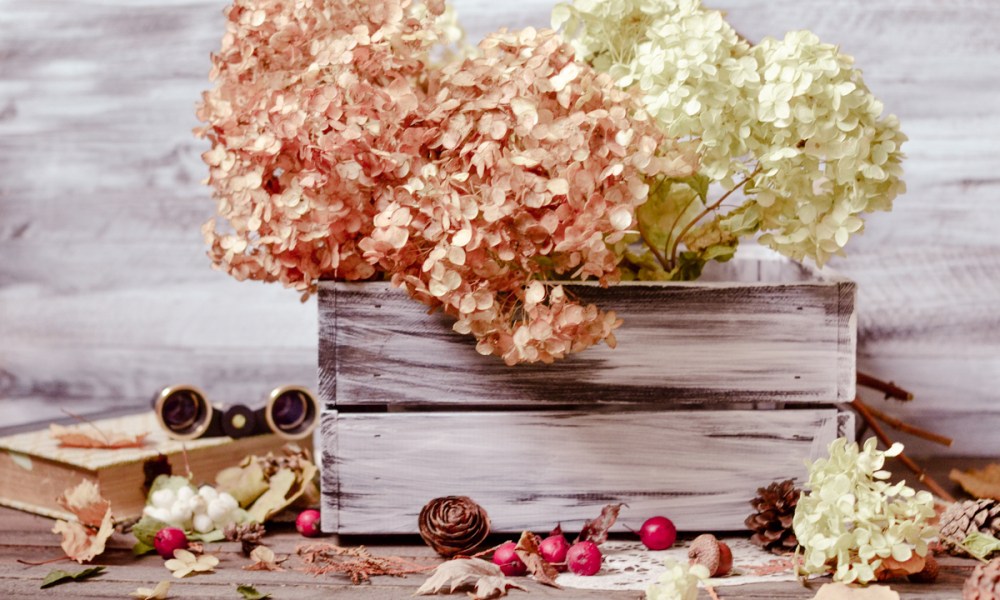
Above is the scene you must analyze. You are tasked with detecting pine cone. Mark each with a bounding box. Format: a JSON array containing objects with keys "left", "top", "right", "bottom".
[
  {"left": 964, "top": 557, "right": 1000, "bottom": 600},
  {"left": 941, "top": 499, "right": 1000, "bottom": 554},
  {"left": 418, "top": 496, "right": 491, "bottom": 558},
  {"left": 745, "top": 479, "right": 800, "bottom": 554},
  {"left": 225, "top": 521, "right": 266, "bottom": 556}
]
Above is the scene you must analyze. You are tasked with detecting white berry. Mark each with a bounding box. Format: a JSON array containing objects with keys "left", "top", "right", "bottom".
[
  {"left": 193, "top": 514, "right": 215, "bottom": 533},
  {"left": 151, "top": 489, "right": 175, "bottom": 509},
  {"left": 177, "top": 486, "right": 195, "bottom": 502},
  {"left": 143, "top": 506, "right": 170, "bottom": 523},
  {"left": 218, "top": 493, "right": 238, "bottom": 510},
  {"left": 198, "top": 485, "right": 218, "bottom": 501},
  {"left": 207, "top": 499, "right": 230, "bottom": 523}
]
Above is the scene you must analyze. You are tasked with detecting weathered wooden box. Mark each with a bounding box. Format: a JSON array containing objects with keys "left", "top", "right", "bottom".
[{"left": 318, "top": 251, "right": 856, "bottom": 534}]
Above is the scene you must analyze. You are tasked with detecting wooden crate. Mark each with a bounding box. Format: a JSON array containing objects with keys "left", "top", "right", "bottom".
[{"left": 318, "top": 252, "right": 856, "bottom": 534}]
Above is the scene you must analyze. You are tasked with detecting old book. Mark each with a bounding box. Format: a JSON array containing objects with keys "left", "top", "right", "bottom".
[{"left": 0, "top": 412, "right": 307, "bottom": 521}]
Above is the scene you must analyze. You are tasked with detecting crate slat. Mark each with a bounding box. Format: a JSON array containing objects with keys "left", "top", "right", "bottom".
[
  {"left": 320, "top": 409, "right": 852, "bottom": 534},
  {"left": 319, "top": 259, "right": 856, "bottom": 408}
]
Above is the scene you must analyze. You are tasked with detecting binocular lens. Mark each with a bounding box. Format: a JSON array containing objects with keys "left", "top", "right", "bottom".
[
  {"left": 154, "top": 386, "right": 213, "bottom": 440},
  {"left": 267, "top": 387, "right": 317, "bottom": 439}
]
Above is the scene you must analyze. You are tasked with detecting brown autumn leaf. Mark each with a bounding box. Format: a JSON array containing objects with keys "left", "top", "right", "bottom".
[
  {"left": 51, "top": 423, "right": 149, "bottom": 449},
  {"left": 415, "top": 558, "right": 526, "bottom": 599},
  {"left": 514, "top": 531, "right": 560, "bottom": 588},
  {"left": 52, "top": 480, "right": 115, "bottom": 563},
  {"left": 575, "top": 503, "right": 625, "bottom": 545},
  {"left": 876, "top": 554, "right": 926, "bottom": 579},
  {"left": 811, "top": 582, "right": 900, "bottom": 600},
  {"left": 950, "top": 464, "right": 1000, "bottom": 500}
]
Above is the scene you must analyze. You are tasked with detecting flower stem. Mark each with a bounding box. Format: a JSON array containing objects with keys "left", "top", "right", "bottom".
[{"left": 666, "top": 166, "right": 761, "bottom": 270}]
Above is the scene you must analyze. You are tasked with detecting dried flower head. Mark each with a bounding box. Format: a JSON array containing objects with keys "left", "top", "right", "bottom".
[
  {"left": 792, "top": 438, "right": 937, "bottom": 584},
  {"left": 554, "top": 0, "right": 906, "bottom": 273},
  {"left": 197, "top": 0, "right": 694, "bottom": 364}
]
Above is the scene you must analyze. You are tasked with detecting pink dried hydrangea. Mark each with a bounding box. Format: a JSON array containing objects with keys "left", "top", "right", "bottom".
[{"left": 196, "top": 0, "right": 695, "bottom": 364}]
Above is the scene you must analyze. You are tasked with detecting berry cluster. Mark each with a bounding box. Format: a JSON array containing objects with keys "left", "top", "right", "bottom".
[{"left": 143, "top": 485, "right": 241, "bottom": 534}]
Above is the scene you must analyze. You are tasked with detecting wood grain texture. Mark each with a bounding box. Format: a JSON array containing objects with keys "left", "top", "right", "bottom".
[
  {"left": 0, "top": 504, "right": 980, "bottom": 599},
  {"left": 319, "top": 256, "right": 856, "bottom": 407},
  {"left": 320, "top": 409, "right": 851, "bottom": 534},
  {"left": 0, "top": 0, "right": 997, "bottom": 454}
]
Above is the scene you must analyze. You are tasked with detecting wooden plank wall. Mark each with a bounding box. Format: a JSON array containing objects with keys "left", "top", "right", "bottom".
[{"left": 1, "top": 0, "right": 998, "bottom": 455}]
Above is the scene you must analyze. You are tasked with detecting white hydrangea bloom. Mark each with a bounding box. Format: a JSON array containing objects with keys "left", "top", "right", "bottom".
[
  {"left": 553, "top": 0, "right": 906, "bottom": 271},
  {"left": 792, "top": 438, "right": 937, "bottom": 584},
  {"left": 646, "top": 559, "right": 708, "bottom": 600}
]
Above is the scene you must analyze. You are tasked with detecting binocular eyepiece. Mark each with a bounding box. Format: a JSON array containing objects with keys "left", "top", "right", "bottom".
[{"left": 153, "top": 385, "right": 318, "bottom": 441}]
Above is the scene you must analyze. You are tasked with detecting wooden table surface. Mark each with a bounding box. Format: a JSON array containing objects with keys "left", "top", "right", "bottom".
[{"left": 0, "top": 503, "right": 980, "bottom": 599}]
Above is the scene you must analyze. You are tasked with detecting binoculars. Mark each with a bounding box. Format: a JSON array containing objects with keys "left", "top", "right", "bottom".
[{"left": 152, "top": 385, "right": 318, "bottom": 441}]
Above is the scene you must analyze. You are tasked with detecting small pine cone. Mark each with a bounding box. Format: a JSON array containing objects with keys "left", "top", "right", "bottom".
[
  {"left": 941, "top": 499, "right": 1000, "bottom": 555},
  {"left": 418, "top": 496, "right": 491, "bottom": 558},
  {"left": 745, "top": 479, "right": 800, "bottom": 554},
  {"left": 909, "top": 554, "right": 940, "bottom": 584},
  {"left": 225, "top": 521, "right": 266, "bottom": 556},
  {"left": 964, "top": 557, "right": 1000, "bottom": 600}
]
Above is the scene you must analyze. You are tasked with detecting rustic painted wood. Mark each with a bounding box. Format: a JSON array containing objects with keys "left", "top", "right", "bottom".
[
  {"left": 320, "top": 409, "right": 852, "bottom": 534},
  {"left": 0, "top": 504, "right": 980, "bottom": 599},
  {"left": 0, "top": 0, "right": 998, "bottom": 455},
  {"left": 319, "top": 255, "right": 856, "bottom": 408}
]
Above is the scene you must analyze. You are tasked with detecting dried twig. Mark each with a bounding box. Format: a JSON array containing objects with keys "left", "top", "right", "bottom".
[
  {"left": 861, "top": 402, "right": 953, "bottom": 447},
  {"left": 706, "top": 583, "right": 722, "bottom": 600},
  {"left": 849, "top": 398, "right": 955, "bottom": 502},
  {"left": 296, "top": 543, "right": 433, "bottom": 584},
  {"left": 857, "top": 372, "right": 913, "bottom": 402}
]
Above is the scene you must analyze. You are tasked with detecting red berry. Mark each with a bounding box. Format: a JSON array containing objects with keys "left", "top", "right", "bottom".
[
  {"left": 539, "top": 534, "right": 571, "bottom": 570},
  {"left": 492, "top": 541, "right": 527, "bottom": 576},
  {"left": 296, "top": 509, "right": 322, "bottom": 537},
  {"left": 639, "top": 516, "right": 677, "bottom": 550},
  {"left": 153, "top": 527, "right": 189, "bottom": 560},
  {"left": 566, "top": 541, "right": 602, "bottom": 576}
]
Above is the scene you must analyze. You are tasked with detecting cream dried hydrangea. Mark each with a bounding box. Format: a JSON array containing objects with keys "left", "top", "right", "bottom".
[
  {"left": 554, "top": 0, "right": 907, "bottom": 275},
  {"left": 792, "top": 437, "right": 937, "bottom": 585},
  {"left": 645, "top": 559, "right": 708, "bottom": 600}
]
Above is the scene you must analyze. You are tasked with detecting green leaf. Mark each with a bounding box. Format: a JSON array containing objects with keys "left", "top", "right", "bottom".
[
  {"left": 960, "top": 531, "right": 1000, "bottom": 561},
  {"left": 190, "top": 527, "right": 229, "bottom": 543},
  {"left": 40, "top": 566, "right": 106, "bottom": 589},
  {"left": 236, "top": 583, "right": 273, "bottom": 599},
  {"left": 132, "top": 515, "right": 171, "bottom": 548},
  {"left": 132, "top": 540, "right": 156, "bottom": 556}
]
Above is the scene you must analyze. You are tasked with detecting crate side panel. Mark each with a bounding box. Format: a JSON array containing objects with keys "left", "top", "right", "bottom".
[
  {"left": 327, "top": 409, "right": 842, "bottom": 534},
  {"left": 318, "top": 411, "right": 340, "bottom": 533},
  {"left": 321, "top": 280, "right": 852, "bottom": 406}
]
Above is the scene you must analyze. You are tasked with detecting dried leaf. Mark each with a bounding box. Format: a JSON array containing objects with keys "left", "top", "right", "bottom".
[
  {"left": 164, "top": 549, "right": 219, "bottom": 578},
  {"left": 514, "top": 531, "right": 560, "bottom": 588},
  {"left": 575, "top": 503, "right": 625, "bottom": 545},
  {"left": 52, "top": 480, "right": 115, "bottom": 563},
  {"left": 950, "top": 464, "right": 1000, "bottom": 500},
  {"left": 877, "top": 554, "right": 925, "bottom": 579},
  {"left": 959, "top": 531, "right": 1000, "bottom": 561},
  {"left": 244, "top": 545, "right": 286, "bottom": 571},
  {"left": 811, "top": 582, "right": 900, "bottom": 600},
  {"left": 415, "top": 558, "right": 526, "bottom": 599},
  {"left": 51, "top": 423, "right": 148, "bottom": 449},
  {"left": 40, "top": 566, "right": 105, "bottom": 588},
  {"left": 131, "top": 580, "right": 171, "bottom": 599},
  {"left": 216, "top": 461, "right": 270, "bottom": 507},
  {"left": 236, "top": 584, "right": 273, "bottom": 600}
]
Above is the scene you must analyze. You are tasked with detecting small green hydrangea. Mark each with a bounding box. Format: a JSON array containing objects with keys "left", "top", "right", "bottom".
[
  {"left": 553, "top": 0, "right": 907, "bottom": 276},
  {"left": 792, "top": 438, "right": 937, "bottom": 584}
]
